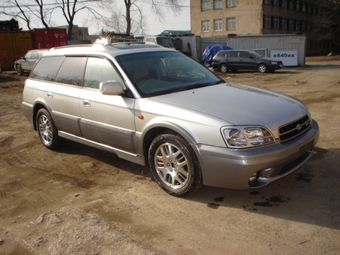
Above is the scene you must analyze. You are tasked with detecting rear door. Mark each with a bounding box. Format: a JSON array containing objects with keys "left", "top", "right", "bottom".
[
  {"left": 43, "top": 56, "right": 86, "bottom": 137},
  {"left": 225, "top": 51, "right": 239, "bottom": 69},
  {"left": 79, "top": 57, "right": 136, "bottom": 153}
]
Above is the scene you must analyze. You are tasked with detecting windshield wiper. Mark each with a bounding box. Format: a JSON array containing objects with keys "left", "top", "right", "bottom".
[{"left": 171, "top": 80, "right": 225, "bottom": 93}]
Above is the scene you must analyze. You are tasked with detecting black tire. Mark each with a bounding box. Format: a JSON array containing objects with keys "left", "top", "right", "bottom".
[
  {"left": 36, "top": 108, "right": 60, "bottom": 150},
  {"left": 16, "top": 64, "right": 23, "bottom": 76},
  {"left": 257, "top": 63, "right": 267, "bottom": 73},
  {"left": 148, "top": 132, "right": 203, "bottom": 197},
  {"left": 219, "top": 64, "right": 228, "bottom": 73},
  {"left": 203, "top": 61, "right": 211, "bottom": 67}
]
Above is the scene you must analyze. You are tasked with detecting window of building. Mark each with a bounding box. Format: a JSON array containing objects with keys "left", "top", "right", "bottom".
[
  {"left": 295, "top": 20, "right": 300, "bottom": 31},
  {"left": 264, "top": 16, "right": 271, "bottom": 28},
  {"left": 264, "top": 0, "right": 271, "bottom": 5},
  {"left": 313, "top": 5, "right": 318, "bottom": 15},
  {"left": 302, "top": 2, "right": 306, "bottom": 12},
  {"left": 281, "top": 18, "right": 287, "bottom": 30},
  {"left": 289, "top": 0, "right": 294, "bottom": 9},
  {"left": 227, "top": 0, "right": 236, "bottom": 7},
  {"left": 289, "top": 19, "right": 295, "bottom": 30},
  {"left": 201, "top": 0, "right": 210, "bottom": 11},
  {"left": 226, "top": 17, "right": 236, "bottom": 30},
  {"left": 301, "top": 21, "right": 306, "bottom": 31},
  {"left": 201, "top": 20, "right": 210, "bottom": 32},
  {"left": 282, "top": 0, "right": 288, "bottom": 8},
  {"left": 273, "top": 17, "right": 280, "bottom": 29},
  {"left": 307, "top": 22, "right": 312, "bottom": 31},
  {"left": 214, "top": 0, "right": 222, "bottom": 9},
  {"left": 307, "top": 4, "right": 312, "bottom": 13},
  {"left": 273, "top": 0, "right": 279, "bottom": 6},
  {"left": 214, "top": 19, "right": 223, "bottom": 31},
  {"left": 296, "top": 1, "right": 300, "bottom": 11}
]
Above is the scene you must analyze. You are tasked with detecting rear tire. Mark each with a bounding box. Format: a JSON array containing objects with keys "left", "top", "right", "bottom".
[
  {"left": 36, "top": 108, "right": 60, "bottom": 150},
  {"left": 148, "top": 132, "right": 203, "bottom": 197},
  {"left": 219, "top": 64, "right": 228, "bottom": 73}
]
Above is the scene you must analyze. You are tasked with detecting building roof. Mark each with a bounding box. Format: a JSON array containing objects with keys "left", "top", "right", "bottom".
[{"left": 159, "top": 30, "right": 192, "bottom": 36}]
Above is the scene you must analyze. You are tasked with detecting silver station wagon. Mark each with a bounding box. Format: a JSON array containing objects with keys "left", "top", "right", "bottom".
[{"left": 22, "top": 41, "right": 319, "bottom": 196}]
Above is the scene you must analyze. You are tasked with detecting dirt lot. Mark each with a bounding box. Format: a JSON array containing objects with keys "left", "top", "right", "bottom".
[{"left": 0, "top": 56, "right": 340, "bottom": 255}]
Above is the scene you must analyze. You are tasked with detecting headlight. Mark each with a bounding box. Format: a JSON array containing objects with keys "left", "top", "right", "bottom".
[
  {"left": 271, "top": 61, "right": 278, "bottom": 64},
  {"left": 222, "top": 126, "right": 275, "bottom": 148}
]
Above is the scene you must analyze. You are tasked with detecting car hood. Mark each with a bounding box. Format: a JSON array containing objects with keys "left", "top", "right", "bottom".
[
  {"left": 150, "top": 82, "right": 308, "bottom": 133},
  {"left": 261, "top": 57, "right": 281, "bottom": 62}
]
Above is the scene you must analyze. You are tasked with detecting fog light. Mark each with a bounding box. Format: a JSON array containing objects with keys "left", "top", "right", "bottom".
[{"left": 249, "top": 172, "right": 259, "bottom": 184}]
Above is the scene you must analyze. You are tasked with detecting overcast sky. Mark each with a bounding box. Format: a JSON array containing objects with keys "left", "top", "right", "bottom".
[{"left": 0, "top": 0, "right": 191, "bottom": 35}]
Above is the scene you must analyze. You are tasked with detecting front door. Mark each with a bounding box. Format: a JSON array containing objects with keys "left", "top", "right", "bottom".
[{"left": 79, "top": 57, "right": 136, "bottom": 153}]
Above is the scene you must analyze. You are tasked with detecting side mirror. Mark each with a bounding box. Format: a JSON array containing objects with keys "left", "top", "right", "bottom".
[{"left": 99, "top": 81, "right": 124, "bottom": 95}]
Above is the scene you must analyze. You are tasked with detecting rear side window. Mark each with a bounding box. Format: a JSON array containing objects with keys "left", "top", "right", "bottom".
[
  {"left": 217, "top": 51, "right": 227, "bottom": 57},
  {"left": 30, "top": 56, "right": 65, "bottom": 81},
  {"left": 55, "top": 57, "right": 87, "bottom": 86},
  {"left": 84, "top": 57, "right": 123, "bottom": 89},
  {"left": 226, "top": 51, "right": 238, "bottom": 57},
  {"left": 239, "top": 51, "right": 250, "bottom": 58}
]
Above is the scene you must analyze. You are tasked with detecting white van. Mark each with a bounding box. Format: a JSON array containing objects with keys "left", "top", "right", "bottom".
[{"left": 143, "top": 36, "right": 175, "bottom": 48}]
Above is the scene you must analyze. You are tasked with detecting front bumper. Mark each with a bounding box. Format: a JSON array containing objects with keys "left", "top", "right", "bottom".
[{"left": 197, "top": 120, "right": 319, "bottom": 190}]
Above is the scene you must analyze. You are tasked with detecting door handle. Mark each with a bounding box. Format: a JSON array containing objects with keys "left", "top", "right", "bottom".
[
  {"left": 47, "top": 92, "right": 53, "bottom": 98},
  {"left": 82, "top": 100, "right": 91, "bottom": 107}
]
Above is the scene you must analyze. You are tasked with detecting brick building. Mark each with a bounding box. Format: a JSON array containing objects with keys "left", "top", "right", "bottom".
[{"left": 190, "top": 0, "right": 338, "bottom": 55}]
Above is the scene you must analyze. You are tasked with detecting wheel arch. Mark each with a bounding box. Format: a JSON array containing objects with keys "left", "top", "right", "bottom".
[
  {"left": 32, "top": 101, "right": 52, "bottom": 130},
  {"left": 141, "top": 122, "right": 200, "bottom": 166}
]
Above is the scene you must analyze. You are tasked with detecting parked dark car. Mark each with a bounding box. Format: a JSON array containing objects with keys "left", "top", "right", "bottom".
[
  {"left": 202, "top": 44, "right": 233, "bottom": 67},
  {"left": 212, "top": 50, "right": 283, "bottom": 73},
  {"left": 14, "top": 49, "right": 47, "bottom": 75}
]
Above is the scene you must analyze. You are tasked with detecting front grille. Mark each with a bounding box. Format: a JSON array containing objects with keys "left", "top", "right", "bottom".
[{"left": 279, "top": 115, "right": 311, "bottom": 143}]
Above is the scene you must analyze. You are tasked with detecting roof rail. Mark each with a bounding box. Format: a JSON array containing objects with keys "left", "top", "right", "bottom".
[{"left": 94, "top": 36, "right": 137, "bottom": 45}]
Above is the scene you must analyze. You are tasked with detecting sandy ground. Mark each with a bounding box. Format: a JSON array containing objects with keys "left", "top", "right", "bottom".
[{"left": 0, "top": 56, "right": 340, "bottom": 255}]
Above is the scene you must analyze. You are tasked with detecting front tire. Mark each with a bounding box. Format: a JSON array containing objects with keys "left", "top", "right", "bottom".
[
  {"left": 36, "top": 108, "right": 60, "bottom": 150},
  {"left": 148, "top": 132, "right": 203, "bottom": 197},
  {"left": 16, "top": 64, "right": 23, "bottom": 75},
  {"left": 257, "top": 63, "right": 267, "bottom": 73}
]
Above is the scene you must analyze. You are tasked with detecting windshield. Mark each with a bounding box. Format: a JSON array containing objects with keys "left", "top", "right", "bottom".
[{"left": 116, "top": 51, "right": 224, "bottom": 97}]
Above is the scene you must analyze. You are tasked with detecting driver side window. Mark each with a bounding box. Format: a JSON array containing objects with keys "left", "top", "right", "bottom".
[{"left": 84, "top": 57, "right": 123, "bottom": 89}]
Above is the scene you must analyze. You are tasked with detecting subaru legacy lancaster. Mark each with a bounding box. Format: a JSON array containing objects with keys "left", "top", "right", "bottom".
[{"left": 22, "top": 41, "right": 319, "bottom": 196}]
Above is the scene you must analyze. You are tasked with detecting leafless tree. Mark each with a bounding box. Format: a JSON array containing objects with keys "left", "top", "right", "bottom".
[
  {"left": 1, "top": 0, "right": 35, "bottom": 30},
  {"left": 106, "top": 0, "right": 181, "bottom": 35},
  {"left": 1, "top": 0, "right": 112, "bottom": 39},
  {"left": 51, "top": 0, "right": 112, "bottom": 40},
  {"left": 314, "top": 0, "right": 340, "bottom": 47}
]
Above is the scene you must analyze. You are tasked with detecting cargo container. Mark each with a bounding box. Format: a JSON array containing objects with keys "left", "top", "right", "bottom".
[
  {"left": 0, "top": 30, "right": 33, "bottom": 71},
  {"left": 33, "top": 28, "right": 67, "bottom": 49}
]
